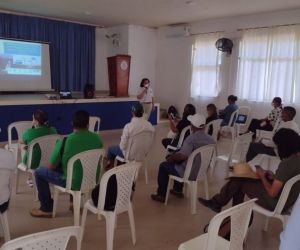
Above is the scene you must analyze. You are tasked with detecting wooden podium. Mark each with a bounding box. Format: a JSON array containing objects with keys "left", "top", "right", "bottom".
[{"left": 107, "top": 55, "right": 131, "bottom": 97}]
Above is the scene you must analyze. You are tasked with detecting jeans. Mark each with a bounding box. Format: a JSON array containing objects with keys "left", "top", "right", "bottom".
[
  {"left": 107, "top": 145, "right": 124, "bottom": 161},
  {"left": 35, "top": 166, "right": 66, "bottom": 212},
  {"left": 157, "top": 161, "right": 183, "bottom": 197}
]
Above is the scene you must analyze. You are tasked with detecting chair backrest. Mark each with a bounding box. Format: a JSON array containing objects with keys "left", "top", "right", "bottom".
[
  {"left": 7, "top": 121, "right": 32, "bottom": 149},
  {"left": 273, "top": 174, "right": 300, "bottom": 214},
  {"left": 228, "top": 109, "right": 239, "bottom": 127},
  {"left": 183, "top": 144, "right": 215, "bottom": 181},
  {"left": 89, "top": 116, "right": 101, "bottom": 133},
  {"left": 27, "top": 134, "right": 62, "bottom": 170},
  {"left": 0, "top": 226, "right": 81, "bottom": 250},
  {"left": 125, "top": 130, "right": 154, "bottom": 162},
  {"left": 205, "top": 119, "right": 222, "bottom": 141},
  {"left": 97, "top": 162, "right": 141, "bottom": 214},
  {"left": 227, "top": 132, "right": 253, "bottom": 164},
  {"left": 174, "top": 125, "right": 191, "bottom": 149},
  {"left": 66, "top": 149, "right": 106, "bottom": 192},
  {"left": 205, "top": 199, "right": 256, "bottom": 250}
]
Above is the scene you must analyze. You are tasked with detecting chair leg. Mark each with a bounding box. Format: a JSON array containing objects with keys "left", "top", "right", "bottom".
[
  {"left": 190, "top": 182, "right": 197, "bottom": 215},
  {"left": 31, "top": 170, "right": 38, "bottom": 201},
  {"left": 144, "top": 162, "right": 149, "bottom": 184},
  {"left": 0, "top": 211, "right": 10, "bottom": 242},
  {"left": 106, "top": 213, "right": 116, "bottom": 250},
  {"left": 128, "top": 203, "right": 136, "bottom": 245},
  {"left": 204, "top": 176, "right": 209, "bottom": 199},
  {"left": 73, "top": 192, "right": 81, "bottom": 226},
  {"left": 52, "top": 188, "right": 60, "bottom": 218},
  {"left": 15, "top": 169, "right": 19, "bottom": 195},
  {"left": 263, "top": 217, "right": 269, "bottom": 232},
  {"left": 164, "top": 177, "right": 172, "bottom": 205},
  {"left": 80, "top": 206, "right": 88, "bottom": 243}
]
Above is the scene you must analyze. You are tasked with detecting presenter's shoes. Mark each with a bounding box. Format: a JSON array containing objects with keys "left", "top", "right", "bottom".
[
  {"left": 198, "top": 197, "right": 221, "bottom": 213},
  {"left": 151, "top": 194, "right": 165, "bottom": 203},
  {"left": 30, "top": 208, "right": 52, "bottom": 218},
  {"left": 170, "top": 189, "right": 184, "bottom": 198},
  {"left": 26, "top": 179, "right": 34, "bottom": 188}
]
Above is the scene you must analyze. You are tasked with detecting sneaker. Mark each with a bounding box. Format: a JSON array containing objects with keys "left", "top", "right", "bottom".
[
  {"left": 30, "top": 208, "right": 52, "bottom": 218},
  {"left": 150, "top": 194, "right": 165, "bottom": 203},
  {"left": 170, "top": 189, "right": 184, "bottom": 198},
  {"left": 198, "top": 197, "right": 221, "bottom": 213}
]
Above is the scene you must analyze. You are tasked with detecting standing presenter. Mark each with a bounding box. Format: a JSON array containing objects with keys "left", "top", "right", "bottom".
[{"left": 137, "top": 78, "right": 154, "bottom": 120}]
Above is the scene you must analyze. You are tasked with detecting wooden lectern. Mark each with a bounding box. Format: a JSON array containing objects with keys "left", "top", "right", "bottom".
[{"left": 107, "top": 55, "right": 131, "bottom": 97}]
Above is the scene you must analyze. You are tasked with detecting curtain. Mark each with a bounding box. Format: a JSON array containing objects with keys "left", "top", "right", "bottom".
[
  {"left": 190, "top": 33, "right": 221, "bottom": 98},
  {"left": 0, "top": 13, "right": 95, "bottom": 91},
  {"left": 236, "top": 25, "right": 300, "bottom": 103}
]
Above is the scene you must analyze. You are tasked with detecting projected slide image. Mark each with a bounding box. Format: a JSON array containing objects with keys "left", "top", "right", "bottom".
[{"left": 0, "top": 40, "right": 42, "bottom": 76}]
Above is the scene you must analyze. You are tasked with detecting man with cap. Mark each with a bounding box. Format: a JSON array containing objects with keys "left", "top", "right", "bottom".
[
  {"left": 151, "top": 113, "right": 215, "bottom": 203},
  {"left": 106, "top": 102, "right": 155, "bottom": 169}
]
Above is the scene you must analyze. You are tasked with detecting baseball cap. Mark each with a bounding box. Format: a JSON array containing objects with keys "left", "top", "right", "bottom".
[{"left": 187, "top": 113, "right": 206, "bottom": 128}]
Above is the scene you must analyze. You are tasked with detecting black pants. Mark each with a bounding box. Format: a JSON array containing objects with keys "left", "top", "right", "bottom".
[
  {"left": 212, "top": 178, "right": 276, "bottom": 211},
  {"left": 246, "top": 142, "right": 276, "bottom": 162},
  {"left": 248, "top": 119, "right": 273, "bottom": 138},
  {"left": 161, "top": 138, "right": 178, "bottom": 149}
]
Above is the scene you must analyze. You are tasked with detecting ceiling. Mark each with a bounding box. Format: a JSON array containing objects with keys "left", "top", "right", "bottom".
[{"left": 0, "top": 0, "right": 300, "bottom": 27}]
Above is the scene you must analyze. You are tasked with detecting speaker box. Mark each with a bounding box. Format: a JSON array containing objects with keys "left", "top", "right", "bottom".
[{"left": 84, "top": 84, "right": 95, "bottom": 99}]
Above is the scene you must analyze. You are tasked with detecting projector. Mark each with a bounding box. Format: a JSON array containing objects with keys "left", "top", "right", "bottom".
[{"left": 45, "top": 94, "right": 59, "bottom": 100}]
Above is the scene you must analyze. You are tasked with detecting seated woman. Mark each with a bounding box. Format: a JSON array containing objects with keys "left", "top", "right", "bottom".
[
  {"left": 219, "top": 95, "right": 238, "bottom": 127},
  {"left": 198, "top": 128, "right": 300, "bottom": 214},
  {"left": 19, "top": 109, "right": 57, "bottom": 186},
  {"left": 161, "top": 104, "right": 196, "bottom": 149},
  {"left": 206, "top": 103, "right": 218, "bottom": 136},
  {"left": 247, "top": 97, "right": 282, "bottom": 138}
]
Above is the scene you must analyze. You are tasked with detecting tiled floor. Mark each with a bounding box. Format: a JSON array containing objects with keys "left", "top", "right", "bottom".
[{"left": 2, "top": 123, "right": 281, "bottom": 249}]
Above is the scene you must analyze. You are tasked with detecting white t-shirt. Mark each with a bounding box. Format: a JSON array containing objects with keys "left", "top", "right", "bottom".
[
  {"left": 119, "top": 117, "right": 155, "bottom": 155},
  {"left": 138, "top": 86, "right": 154, "bottom": 103}
]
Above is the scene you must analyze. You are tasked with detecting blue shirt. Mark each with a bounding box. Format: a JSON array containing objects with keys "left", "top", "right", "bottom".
[
  {"left": 175, "top": 130, "right": 215, "bottom": 180},
  {"left": 220, "top": 104, "right": 238, "bottom": 126}
]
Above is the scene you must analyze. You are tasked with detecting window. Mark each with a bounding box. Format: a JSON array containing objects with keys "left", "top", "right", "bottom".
[
  {"left": 236, "top": 25, "right": 300, "bottom": 103},
  {"left": 190, "top": 33, "right": 221, "bottom": 98}
]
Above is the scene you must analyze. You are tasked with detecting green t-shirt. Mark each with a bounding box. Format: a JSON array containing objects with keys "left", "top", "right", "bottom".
[
  {"left": 50, "top": 130, "right": 103, "bottom": 190},
  {"left": 22, "top": 125, "right": 57, "bottom": 169},
  {"left": 275, "top": 155, "right": 300, "bottom": 211}
]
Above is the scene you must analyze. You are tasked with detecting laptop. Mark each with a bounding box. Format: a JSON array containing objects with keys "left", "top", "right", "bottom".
[{"left": 235, "top": 114, "right": 247, "bottom": 124}]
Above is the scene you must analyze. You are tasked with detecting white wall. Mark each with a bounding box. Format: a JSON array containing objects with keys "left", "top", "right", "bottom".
[
  {"left": 155, "top": 8, "right": 300, "bottom": 124},
  {"left": 95, "top": 25, "right": 157, "bottom": 96}
]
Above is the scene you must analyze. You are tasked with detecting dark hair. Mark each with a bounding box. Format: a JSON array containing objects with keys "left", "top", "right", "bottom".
[
  {"left": 140, "top": 78, "right": 150, "bottom": 87},
  {"left": 168, "top": 106, "right": 178, "bottom": 116},
  {"left": 273, "top": 128, "right": 299, "bottom": 159},
  {"left": 131, "top": 103, "right": 144, "bottom": 118},
  {"left": 183, "top": 104, "right": 196, "bottom": 120},
  {"left": 207, "top": 103, "right": 217, "bottom": 113},
  {"left": 72, "top": 110, "right": 89, "bottom": 129},
  {"left": 283, "top": 106, "right": 296, "bottom": 120},
  {"left": 228, "top": 95, "right": 238, "bottom": 102},
  {"left": 33, "top": 109, "right": 49, "bottom": 126},
  {"left": 272, "top": 97, "right": 282, "bottom": 106}
]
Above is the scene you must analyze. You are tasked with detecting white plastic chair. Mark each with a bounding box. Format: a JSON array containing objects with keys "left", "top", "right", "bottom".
[
  {"left": 81, "top": 162, "right": 141, "bottom": 250},
  {"left": 114, "top": 130, "right": 154, "bottom": 184},
  {"left": 205, "top": 119, "right": 222, "bottom": 142},
  {"left": 167, "top": 126, "right": 191, "bottom": 152},
  {"left": 16, "top": 134, "right": 62, "bottom": 197},
  {"left": 178, "top": 199, "right": 256, "bottom": 250},
  {"left": 211, "top": 132, "right": 253, "bottom": 177},
  {"left": 253, "top": 174, "right": 300, "bottom": 231},
  {"left": 165, "top": 144, "right": 215, "bottom": 214},
  {"left": 0, "top": 149, "right": 16, "bottom": 242},
  {"left": 89, "top": 116, "right": 101, "bottom": 133},
  {"left": 234, "top": 106, "right": 251, "bottom": 135},
  {"left": 220, "top": 109, "right": 239, "bottom": 141},
  {"left": 4, "top": 121, "right": 32, "bottom": 162},
  {"left": 256, "top": 118, "right": 281, "bottom": 143},
  {"left": 52, "top": 149, "right": 106, "bottom": 226},
  {"left": 0, "top": 226, "right": 82, "bottom": 250}
]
